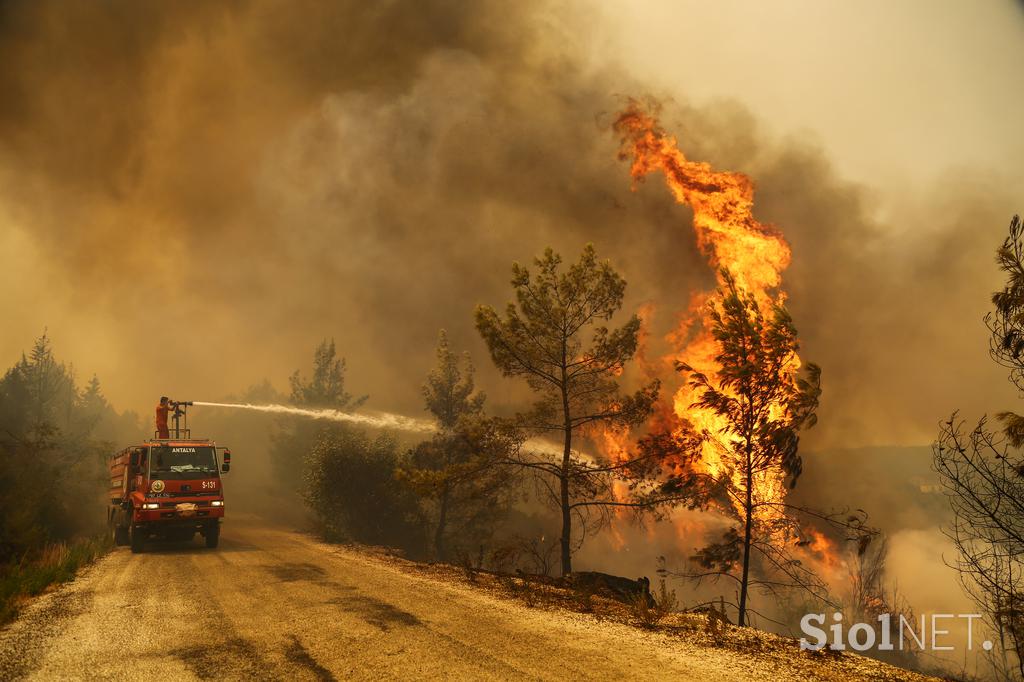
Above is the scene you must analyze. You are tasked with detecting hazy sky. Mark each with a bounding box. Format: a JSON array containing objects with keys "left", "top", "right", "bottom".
[
  {"left": 0, "top": 0, "right": 1020, "bottom": 449},
  {"left": 603, "top": 0, "right": 1024, "bottom": 193}
]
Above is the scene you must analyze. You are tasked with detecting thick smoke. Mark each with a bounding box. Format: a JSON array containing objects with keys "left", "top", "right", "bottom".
[
  {"left": 0, "top": 0, "right": 703, "bottom": 419},
  {"left": 0, "top": 3, "right": 1019, "bottom": 671},
  {"left": 0, "top": 0, "right": 1015, "bottom": 451}
]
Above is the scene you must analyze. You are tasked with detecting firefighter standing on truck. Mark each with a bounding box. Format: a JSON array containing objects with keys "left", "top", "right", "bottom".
[{"left": 156, "top": 396, "right": 173, "bottom": 438}]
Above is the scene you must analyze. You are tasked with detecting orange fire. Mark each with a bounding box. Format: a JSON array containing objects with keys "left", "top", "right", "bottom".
[
  {"left": 613, "top": 102, "right": 791, "bottom": 301},
  {"left": 805, "top": 529, "right": 840, "bottom": 569},
  {"left": 611, "top": 100, "right": 798, "bottom": 524}
]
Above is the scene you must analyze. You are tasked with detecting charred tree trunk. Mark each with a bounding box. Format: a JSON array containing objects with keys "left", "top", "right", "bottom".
[
  {"left": 434, "top": 482, "right": 450, "bottom": 562},
  {"left": 738, "top": 443, "right": 754, "bottom": 627},
  {"left": 559, "top": 454, "right": 571, "bottom": 576},
  {"left": 559, "top": 368, "right": 573, "bottom": 576}
]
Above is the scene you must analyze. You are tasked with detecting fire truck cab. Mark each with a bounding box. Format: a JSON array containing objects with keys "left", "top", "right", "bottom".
[{"left": 108, "top": 404, "right": 231, "bottom": 553}]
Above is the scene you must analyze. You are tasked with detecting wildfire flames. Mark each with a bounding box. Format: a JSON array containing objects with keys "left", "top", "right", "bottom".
[
  {"left": 610, "top": 101, "right": 840, "bottom": 572},
  {"left": 612, "top": 100, "right": 797, "bottom": 519},
  {"left": 613, "top": 103, "right": 791, "bottom": 300}
]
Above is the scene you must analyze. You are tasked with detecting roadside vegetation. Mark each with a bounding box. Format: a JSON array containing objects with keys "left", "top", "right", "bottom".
[
  {"left": 0, "top": 334, "right": 139, "bottom": 624},
  {"left": 0, "top": 534, "right": 110, "bottom": 625},
  {"left": 280, "top": 247, "right": 866, "bottom": 596},
  {"left": 358, "top": 546, "right": 938, "bottom": 682},
  {"left": 474, "top": 244, "right": 660, "bottom": 575},
  {"left": 9, "top": 229, "right": 1020, "bottom": 681},
  {"left": 934, "top": 214, "right": 1024, "bottom": 681},
  {"left": 280, "top": 244, "right": 948, "bottom": 678}
]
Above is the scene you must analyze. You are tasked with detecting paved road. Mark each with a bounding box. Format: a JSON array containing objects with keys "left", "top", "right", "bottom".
[{"left": 0, "top": 518, "right": 927, "bottom": 681}]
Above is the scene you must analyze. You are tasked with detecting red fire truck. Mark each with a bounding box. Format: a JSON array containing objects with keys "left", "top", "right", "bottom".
[{"left": 107, "top": 401, "right": 231, "bottom": 553}]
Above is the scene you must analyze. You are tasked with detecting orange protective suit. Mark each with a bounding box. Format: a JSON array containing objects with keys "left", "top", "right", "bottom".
[{"left": 156, "top": 403, "right": 170, "bottom": 439}]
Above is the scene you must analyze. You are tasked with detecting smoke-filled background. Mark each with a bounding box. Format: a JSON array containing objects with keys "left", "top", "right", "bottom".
[
  {"left": 2, "top": 0, "right": 1021, "bottom": 439},
  {"left": 1, "top": 0, "right": 1022, "bottom": 672}
]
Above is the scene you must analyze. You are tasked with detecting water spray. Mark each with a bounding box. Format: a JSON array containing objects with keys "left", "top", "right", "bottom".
[
  {"left": 190, "top": 401, "right": 577, "bottom": 460},
  {"left": 191, "top": 401, "right": 437, "bottom": 434}
]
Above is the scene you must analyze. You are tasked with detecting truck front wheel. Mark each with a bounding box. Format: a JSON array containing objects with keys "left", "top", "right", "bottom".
[
  {"left": 112, "top": 518, "right": 129, "bottom": 547},
  {"left": 129, "top": 522, "right": 145, "bottom": 554},
  {"left": 204, "top": 523, "right": 219, "bottom": 549}
]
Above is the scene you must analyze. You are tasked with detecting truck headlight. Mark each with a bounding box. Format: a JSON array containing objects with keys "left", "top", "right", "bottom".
[
  {"left": 211, "top": 500, "right": 223, "bottom": 507},
  {"left": 142, "top": 503, "right": 160, "bottom": 510}
]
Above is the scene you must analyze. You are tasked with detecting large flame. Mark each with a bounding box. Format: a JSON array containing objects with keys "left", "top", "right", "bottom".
[
  {"left": 611, "top": 101, "right": 797, "bottom": 524},
  {"left": 613, "top": 103, "right": 791, "bottom": 300}
]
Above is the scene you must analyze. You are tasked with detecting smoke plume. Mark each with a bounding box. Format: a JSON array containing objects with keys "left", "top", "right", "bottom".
[
  {"left": 0, "top": 4, "right": 1020, "bottom": 671},
  {"left": 0, "top": 0, "right": 1015, "bottom": 453}
]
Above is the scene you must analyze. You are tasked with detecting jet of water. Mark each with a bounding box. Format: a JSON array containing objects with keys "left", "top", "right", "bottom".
[
  {"left": 192, "top": 401, "right": 437, "bottom": 433},
  {"left": 191, "top": 401, "right": 581, "bottom": 461}
]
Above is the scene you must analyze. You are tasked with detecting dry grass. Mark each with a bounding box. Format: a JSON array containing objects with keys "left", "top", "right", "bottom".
[
  {"left": 0, "top": 534, "right": 112, "bottom": 625},
  {"left": 373, "top": 552, "right": 947, "bottom": 682},
  {"left": 630, "top": 578, "right": 678, "bottom": 628}
]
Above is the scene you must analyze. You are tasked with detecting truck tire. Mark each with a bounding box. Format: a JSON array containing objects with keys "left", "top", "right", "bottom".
[
  {"left": 204, "top": 523, "right": 219, "bottom": 549},
  {"left": 112, "top": 520, "right": 129, "bottom": 547},
  {"left": 129, "top": 522, "right": 145, "bottom": 554}
]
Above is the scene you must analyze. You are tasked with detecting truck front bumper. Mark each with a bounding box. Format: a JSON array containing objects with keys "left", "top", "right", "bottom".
[{"left": 133, "top": 500, "right": 225, "bottom": 524}]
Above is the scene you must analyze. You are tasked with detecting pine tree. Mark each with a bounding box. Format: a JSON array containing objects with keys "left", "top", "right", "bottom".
[
  {"left": 272, "top": 339, "right": 367, "bottom": 492},
  {"left": 476, "top": 244, "right": 658, "bottom": 575},
  {"left": 679, "top": 271, "right": 820, "bottom": 627},
  {"left": 398, "top": 331, "right": 514, "bottom": 561}
]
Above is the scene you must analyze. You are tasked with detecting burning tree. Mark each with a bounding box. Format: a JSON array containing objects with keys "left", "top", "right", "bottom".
[
  {"left": 934, "top": 215, "right": 1024, "bottom": 681},
  {"left": 611, "top": 101, "right": 873, "bottom": 629},
  {"left": 676, "top": 271, "right": 822, "bottom": 627},
  {"left": 475, "top": 244, "right": 659, "bottom": 576},
  {"left": 397, "top": 331, "right": 519, "bottom": 561}
]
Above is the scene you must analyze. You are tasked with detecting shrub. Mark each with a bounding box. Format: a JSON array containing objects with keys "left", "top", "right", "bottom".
[
  {"left": 630, "top": 578, "right": 677, "bottom": 628},
  {"left": 304, "top": 428, "right": 426, "bottom": 554}
]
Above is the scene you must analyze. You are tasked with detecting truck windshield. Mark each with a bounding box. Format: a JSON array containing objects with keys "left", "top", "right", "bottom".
[{"left": 150, "top": 446, "right": 217, "bottom": 478}]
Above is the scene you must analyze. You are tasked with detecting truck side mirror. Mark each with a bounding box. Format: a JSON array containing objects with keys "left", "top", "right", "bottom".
[{"left": 221, "top": 449, "right": 231, "bottom": 474}]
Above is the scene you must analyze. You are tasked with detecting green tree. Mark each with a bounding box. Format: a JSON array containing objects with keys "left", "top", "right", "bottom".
[
  {"left": 475, "top": 244, "right": 658, "bottom": 575},
  {"left": 80, "top": 375, "right": 106, "bottom": 413},
  {"left": 988, "top": 215, "right": 1024, "bottom": 447},
  {"left": 398, "top": 331, "right": 517, "bottom": 561},
  {"left": 271, "top": 339, "right": 367, "bottom": 491},
  {"left": 422, "top": 330, "right": 484, "bottom": 431},
  {"left": 21, "top": 333, "right": 74, "bottom": 447},
  {"left": 677, "top": 271, "right": 821, "bottom": 627},
  {"left": 304, "top": 429, "right": 425, "bottom": 551},
  {"left": 288, "top": 339, "right": 365, "bottom": 409},
  {"left": 0, "top": 334, "right": 130, "bottom": 561},
  {"left": 76, "top": 375, "right": 108, "bottom": 437}
]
